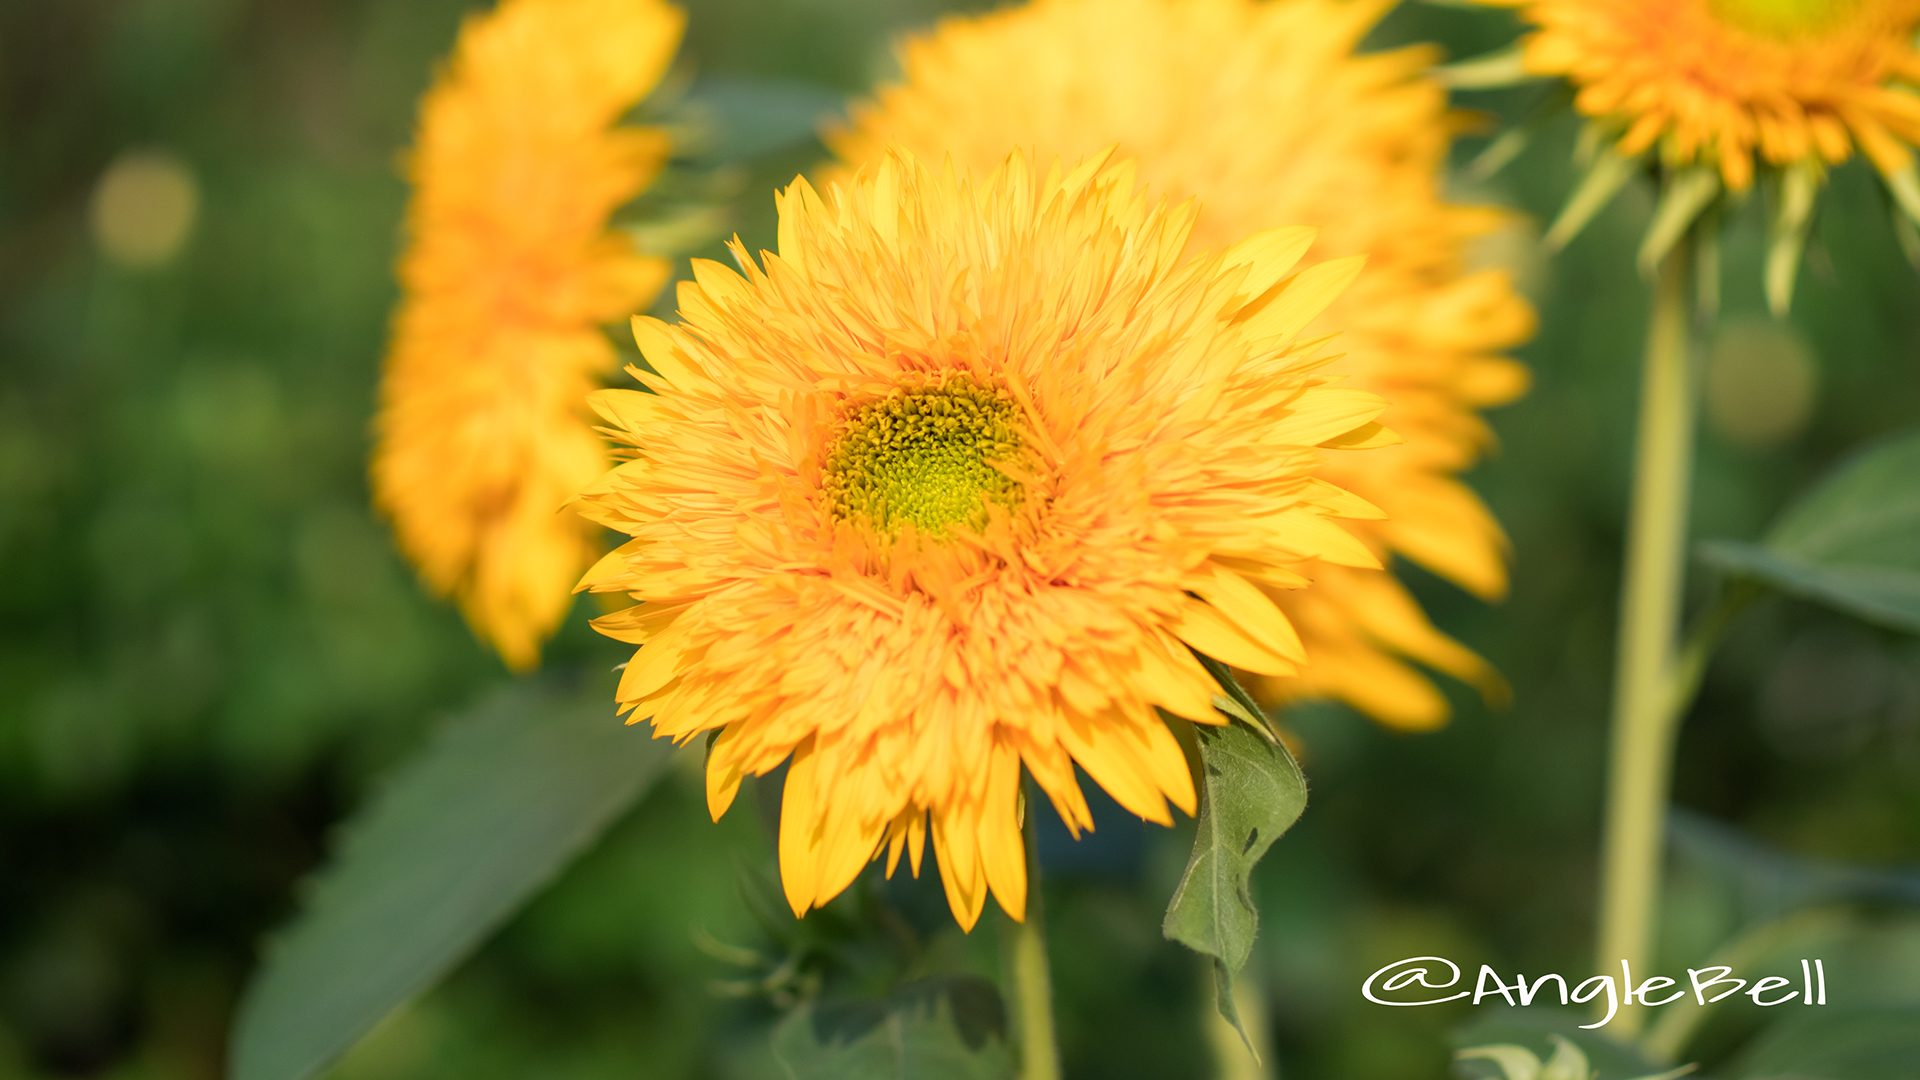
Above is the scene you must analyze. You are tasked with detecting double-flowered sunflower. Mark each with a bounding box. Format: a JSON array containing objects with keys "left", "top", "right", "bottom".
[
  {"left": 576, "top": 150, "right": 1391, "bottom": 928},
  {"left": 1504, "top": 0, "right": 1920, "bottom": 192},
  {"left": 1477, "top": 0, "right": 1920, "bottom": 308},
  {"left": 372, "top": 0, "right": 682, "bottom": 668},
  {"left": 832, "top": 0, "right": 1534, "bottom": 728}
]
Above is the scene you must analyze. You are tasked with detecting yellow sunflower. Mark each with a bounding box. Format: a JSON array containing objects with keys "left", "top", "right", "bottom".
[
  {"left": 372, "top": 0, "right": 683, "bottom": 669},
  {"left": 1504, "top": 0, "right": 1920, "bottom": 192},
  {"left": 575, "top": 149, "right": 1391, "bottom": 928},
  {"left": 831, "top": 0, "right": 1534, "bottom": 730}
]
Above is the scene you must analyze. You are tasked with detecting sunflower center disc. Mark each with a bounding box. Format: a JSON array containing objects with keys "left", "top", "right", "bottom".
[
  {"left": 1711, "top": 0, "right": 1866, "bottom": 37},
  {"left": 823, "top": 379, "right": 1028, "bottom": 537}
]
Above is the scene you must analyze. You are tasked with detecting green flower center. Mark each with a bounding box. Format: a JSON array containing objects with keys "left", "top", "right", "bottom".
[
  {"left": 1711, "top": 0, "right": 1866, "bottom": 37},
  {"left": 822, "top": 379, "right": 1029, "bottom": 537}
]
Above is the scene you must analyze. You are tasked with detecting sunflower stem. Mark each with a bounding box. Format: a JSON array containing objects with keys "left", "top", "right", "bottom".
[
  {"left": 1002, "top": 821, "right": 1062, "bottom": 1080},
  {"left": 1594, "top": 233, "right": 1700, "bottom": 1035}
]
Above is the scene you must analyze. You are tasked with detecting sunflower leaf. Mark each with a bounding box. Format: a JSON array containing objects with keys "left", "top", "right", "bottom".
[
  {"left": 1892, "top": 202, "right": 1920, "bottom": 266},
  {"left": 1729, "top": 1007, "right": 1920, "bottom": 1079},
  {"left": 1701, "top": 428, "right": 1920, "bottom": 634},
  {"left": 1453, "top": 1015, "right": 1695, "bottom": 1080},
  {"left": 1764, "top": 162, "right": 1821, "bottom": 316},
  {"left": 230, "top": 681, "right": 669, "bottom": 1080},
  {"left": 1457, "top": 1044, "right": 1551, "bottom": 1080},
  {"left": 770, "top": 977, "right": 1015, "bottom": 1080},
  {"left": 1467, "top": 88, "right": 1572, "bottom": 182},
  {"left": 1884, "top": 166, "right": 1920, "bottom": 230},
  {"left": 1163, "top": 714, "right": 1308, "bottom": 1053},
  {"left": 1574, "top": 123, "right": 1609, "bottom": 169},
  {"left": 1638, "top": 165, "right": 1721, "bottom": 275},
  {"left": 1695, "top": 202, "right": 1724, "bottom": 320},
  {"left": 1469, "top": 125, "right": 1535, "bottom": 182},
  {"left": 1668, "top": 811, "right": 1920, "bottom": 927},
  {"left": 1194, "top": 651, "right": 1281, "bottom": 741},
  {"left": 1435, "top": 46, "right": 1539, "bottom": 90},
  {"left": 1547, "top": 150, "right": 1641, "bottom": 250}
]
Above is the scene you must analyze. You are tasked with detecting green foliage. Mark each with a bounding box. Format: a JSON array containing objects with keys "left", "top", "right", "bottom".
[
  {"left": 230, "top": 682, "right": 669, "bottom": 1080},
  {"left": 1453, "top": 1016, "right": 1689, "bottom": 1080},
  {"left": 1194, "top": 652, "right": 1281, "bottom": 739},
  {"left": 1639, "top": 166, "right": 1720, "bottom": 276},
  {"left": 1162, "top": 688, "right": 1308, "bottom": 1048},
  {"left": 1728, "top": 1007, "right": 1920, "bottom": 1080},
  {"left": 1458, "top": 1033, "right": 1693, "bottom": 1080},
  {"left": 1671, "top": 811, "right": 1920, "bottom": 920},
  {"left": 1433, "top": 45, "right": 1534, "bottom": 90},
  {"left": 1704, "top": 428, "right": 1920, "bottom": 633},
  {"left": 1764, "top": 163, "right": 1820, "bottom": 315},
  {"left": 1546, "top": 150, "right": 1641, "bottom": 250},
  {"left": 1632, "top": 908, "right": 1920, "bottom": 1070},
  {"left": 769, "top": 977, "right": 1015, "bottom": 1080},
  {"left": 677, "top": 75, "right": 844, "bottom": 161}
]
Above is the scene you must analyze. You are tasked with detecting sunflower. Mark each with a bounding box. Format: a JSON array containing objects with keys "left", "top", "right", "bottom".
[
  {"left": 371, "top": 0, "right": 684, "bottom": 669},
  {"left": 1503, "top": 0, "right": 1920, "bottom": 192},
  {"left": 830, "top": 0, "right": 1533, "bottom": 730},
  {"left": 575, "top": 149, "right": 1391, "bottom": 928},
  {"left": 1465, "top": 0, "right": 1920, "bottom": 307}
]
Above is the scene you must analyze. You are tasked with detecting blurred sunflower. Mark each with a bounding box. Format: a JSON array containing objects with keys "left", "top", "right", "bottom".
[
  {"left": 832, "top": 0, "right": 1534, "bottom": 729},
  {"left": 576, "top": 149, "right": 1390, "bottom": 927},
  {"left": 1469, "top": 0, "right": 1920, "bottom": 308},
  {"left": 1507, "top": 0, "right": 1920, "bottom": 192},
  {"left": 372, "top": 0, "right": 683, "bottom": 669}
]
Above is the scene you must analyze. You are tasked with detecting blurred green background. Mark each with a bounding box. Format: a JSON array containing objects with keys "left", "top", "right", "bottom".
[{"left": 4, "top": 1, "right": 1919, "bottom": 1077}]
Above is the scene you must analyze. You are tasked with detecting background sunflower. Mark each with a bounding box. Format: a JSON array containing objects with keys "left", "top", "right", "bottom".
[
  {"left": 370, "top": 0, "right": 683, "bottom": 671},
  {"left": 832, "top": 0, "right": 1535, "bottom": 731}
]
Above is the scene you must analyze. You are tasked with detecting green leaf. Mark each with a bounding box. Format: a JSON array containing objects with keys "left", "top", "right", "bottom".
[
  {"left": 1458, "top": 1043, "right": 1552, "bottom": 1080},
  {"left": 770, "top": 977, "right": 1015, "bottom": 1080},
  {"left": 1458, "top": 1034, "right": 1681, "bottom": 1080},
  {"left": 1193, "top": 651, "right": 1281, "bottom": 741},
  {"left": 1638, "top": 910, "right": 1920, "bottom": 1064},
  {"left": 1892, "top": 205, "right": 1920, "bottom": 268},
  {"left": 1547, "top": 150, "right": 1642, "bottom": 250},
  {"left": 1638, "top": 165, "right": 1721, "bottom": 276},
  {"left": 1694, "top": 202, "right": 1723, "bottom": 321},
  {"left": 1764, "top": 162, "right": 1820, "bottom": 316},
  {"left": 1731, "top": 1007, "right": 1920, "bottom": 1079},
  {"left": 1162, "top": 716, "right": 1308, "bottom": 1048},
  {"left": 1701, "top": 428, "right": 1920, "bottom": 634},
  {"left": 1884, "top": 166, "right": 1920, "bottom": 232},
  {"left": 1453, "top": 1013, "right": 1692, "bottom": 1080},
  {"left": 1466, "top": 87, "right": 1574, "bottom": 182},
  {"left": 230, "top": 681, "right": 671, "bottom": 1080},
  {"left": 1434, "top": 46, "right": 1538, "bottom": 90},
  {"left": 1671, "top": 811, "right": 1920, "bottom": 918}
]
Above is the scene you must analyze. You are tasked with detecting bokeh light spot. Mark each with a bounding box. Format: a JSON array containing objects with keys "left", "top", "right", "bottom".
[
  {"left": 89, "top": 149, "right": 200, "bottom": 269},
  {"left": 1706, "top": 317, "right": 1818, "bottom": 449}
]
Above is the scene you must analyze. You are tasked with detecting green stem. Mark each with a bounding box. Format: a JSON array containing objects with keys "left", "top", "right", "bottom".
[
  {"left": 1002, "top": 820, "right": 1061, "bottom": 1080},
  {"left": 1594, "top": 237, "right": 1700, "bottom": 1035}
]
